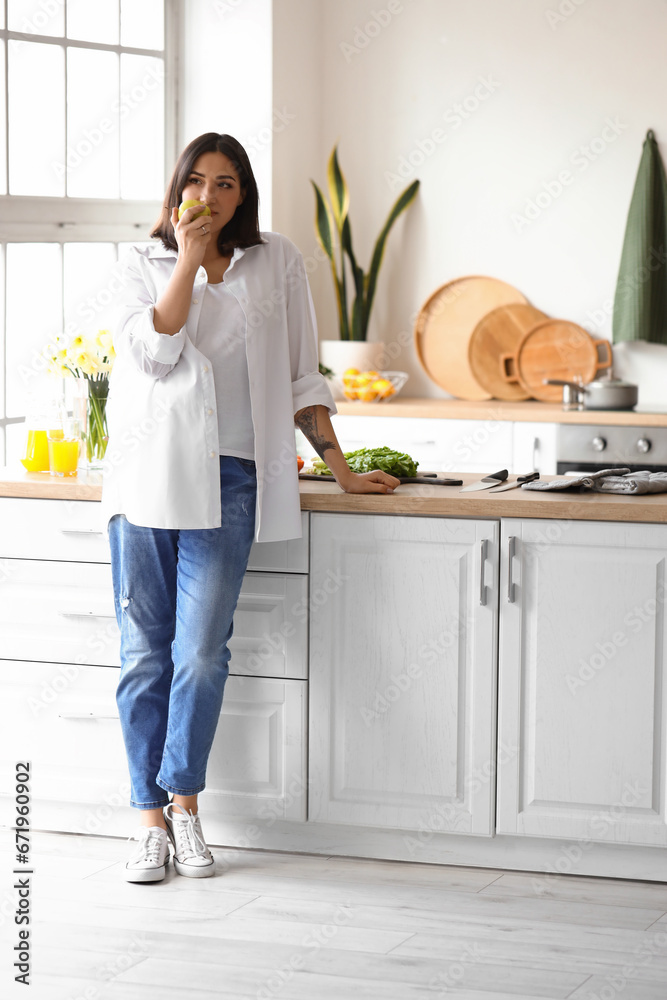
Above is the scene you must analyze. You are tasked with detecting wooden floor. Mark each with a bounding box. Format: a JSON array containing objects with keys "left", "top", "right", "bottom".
[{"left": 2, "top": 829, "right": 667, "bottom": 999}]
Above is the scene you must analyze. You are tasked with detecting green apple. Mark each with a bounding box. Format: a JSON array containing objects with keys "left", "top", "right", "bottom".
[{"left": 178, "top": 200, "right": 212, "bottom": 221}]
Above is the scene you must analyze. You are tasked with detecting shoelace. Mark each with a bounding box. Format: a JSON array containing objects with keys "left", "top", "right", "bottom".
[
  {"left": 126, "top": 827, "right": 166, "bottom": 865},
  {"left": 165, "top": 806, "right": 210, "bottom": 861}
]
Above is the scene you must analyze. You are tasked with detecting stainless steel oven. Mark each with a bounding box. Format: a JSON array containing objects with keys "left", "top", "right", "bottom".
[{"left": 556, "top": 424, "right": 667, "bottom": 475}]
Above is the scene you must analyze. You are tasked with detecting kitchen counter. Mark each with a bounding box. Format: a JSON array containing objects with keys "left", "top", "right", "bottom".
[
  {"left": 334, "top": 397, "right": 667, "bottom": 425},
  {"left": 3, "top": 465, "right": 667, "bottom": 524}
]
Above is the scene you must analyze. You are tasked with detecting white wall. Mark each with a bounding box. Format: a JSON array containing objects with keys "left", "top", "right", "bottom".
[
  {"left": 274, "top": 0, "right": 667, "bottom": 397},
  {"left": 185, "top": 0, "right": 667, "bottom": 398}
]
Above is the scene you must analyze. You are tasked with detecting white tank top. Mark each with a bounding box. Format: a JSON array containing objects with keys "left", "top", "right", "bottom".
[{"left": 196, "top": 280, "right": 255, "bottom": 460}]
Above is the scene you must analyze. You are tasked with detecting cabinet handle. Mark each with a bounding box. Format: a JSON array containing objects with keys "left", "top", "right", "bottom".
[
  {"left": 507, "top": 535, "right": 516, "bottom": 603},
  {"left": 58, "top": 611, "right": 116, "bottom": 619},
  {"left": 532, "top": 437, "right": 539, "bottom": 472},
  {"left": 58, "top": 712, "right": 119, "bottom": 720},
  {"left": 479, "top": 539, "right": 488, "bottom": 606},
  {"left": 59, "top": 528, "right": 104, "bottom": 535}
]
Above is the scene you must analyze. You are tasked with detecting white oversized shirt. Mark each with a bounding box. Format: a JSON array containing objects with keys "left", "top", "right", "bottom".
[
  {"left": 100, "top": 231, "right": 337, "bottom": 542},
  {"left": 196, "top": 280, "right": 255, "bottom": 460}
]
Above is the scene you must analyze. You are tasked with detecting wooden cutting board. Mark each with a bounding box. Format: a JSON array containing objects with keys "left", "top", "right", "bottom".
[
  {"left": 468, "top": 303, "right": 549, "bottom": 400},
  {"left": 512, "top": 320, "right": 613, "bottom": 402},
  {"left": 414, "top": 276, "right": 528, "bottom": 400}
]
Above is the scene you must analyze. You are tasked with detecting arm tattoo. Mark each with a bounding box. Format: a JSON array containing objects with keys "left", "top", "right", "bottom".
[{"left": 295, "top": 405, "right": 336, "bottom": 461}]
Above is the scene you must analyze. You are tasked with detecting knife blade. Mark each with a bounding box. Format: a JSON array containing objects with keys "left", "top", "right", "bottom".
[
  {"left": 487, "top": 471, "right": 540, "bottom": 492},
  {"left": 459, "top": 469, "right": 509, "bottom": 493}
]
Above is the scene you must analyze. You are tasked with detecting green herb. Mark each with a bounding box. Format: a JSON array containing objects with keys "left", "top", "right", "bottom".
[{"left": 312, "top": 446, "right": 418, "bottom": 478}]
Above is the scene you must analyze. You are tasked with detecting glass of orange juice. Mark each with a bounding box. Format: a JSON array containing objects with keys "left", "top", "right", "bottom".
[{"left": 48, "top": 419, "right": 80, "bottom": 477}]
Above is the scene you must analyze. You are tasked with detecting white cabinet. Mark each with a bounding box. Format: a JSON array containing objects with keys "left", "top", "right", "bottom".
[
  {"left": 330, "top": 414, "right": 514, "bottom": 474},
  {"left": 497, "top": 518, "right": 667, "bottom": 847},
  {"left": 0, "top": 661, "right": 306, "bottom": 834},
  {"left": 308, "top": 512, "right": 499, "bottom": 834},
  {"left": 0, "top": 498, "right": 310, "bottom": 831}
]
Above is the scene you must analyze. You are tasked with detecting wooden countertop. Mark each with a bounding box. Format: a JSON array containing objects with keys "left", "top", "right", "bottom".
[
  {"left": 333, "top": 397, "right": 667, "bottom": 426},
  {"left": 3, "top": 466, "right": 667, "bottom": 524}
]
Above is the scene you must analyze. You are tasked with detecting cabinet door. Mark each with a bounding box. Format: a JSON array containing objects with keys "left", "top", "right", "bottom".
[
  {"left": 497, "top": 518, "right": 667, "bottom": 847},
  {"left": 204, "top": 676, "right": 307, "bottom": 821},
  {"left": 309, "top": 513, "right": 498, "bottom": 834}
]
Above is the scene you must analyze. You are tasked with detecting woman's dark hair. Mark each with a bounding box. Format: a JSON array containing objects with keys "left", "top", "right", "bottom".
[{"left": 150, "top": 133, "right": 265, "bottom": 254}]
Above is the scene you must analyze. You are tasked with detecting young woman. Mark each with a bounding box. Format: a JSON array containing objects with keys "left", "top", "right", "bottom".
[{"left": 101, "top": 132, "right": 400, "bottom": 882}]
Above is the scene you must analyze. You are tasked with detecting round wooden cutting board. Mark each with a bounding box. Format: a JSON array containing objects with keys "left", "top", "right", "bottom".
[
  {"left": 468, "top": 303, "right": 549, "bottom": 400},
  {"left": 414, "top": 276, "right": 528, "bottom": 400},
  {"left": 514, "top": 320, "right": 613, "bottom": 402}
]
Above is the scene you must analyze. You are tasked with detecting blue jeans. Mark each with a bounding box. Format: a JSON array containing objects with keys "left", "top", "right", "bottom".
[{"left": 108, "top": 456, "right": 257, "bottom": 809}]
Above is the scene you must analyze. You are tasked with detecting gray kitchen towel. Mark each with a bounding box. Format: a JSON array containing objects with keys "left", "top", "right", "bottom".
[
  {"left": 521, "top": 469, "right": 667, "bottom": 494},
  {"left": 592, "top": 470, "right": 667, "bottom": 494},
  {"left": 521, "top": 469, "right": 629, "bottom": 491}
]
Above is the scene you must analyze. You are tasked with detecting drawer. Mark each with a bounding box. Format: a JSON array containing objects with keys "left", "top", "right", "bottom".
[
  {"left": 0, "top": 559, "right": 120, "bottom": 667},
  {"left": 0, "top": 559, "right": 306, "bottom": 678},
  {"left": 204, "top": 675, "right": 307, "bottom": 821},
  {"left": 0, "top": 660, "right": 131, "bottom": 835},
  {"left": 0, "top": 661, "right": 307, "bottom": 832},
  {"left": 231, "top": 572, "right": 308, "bottom": 679},
  {"left": 246, "top": 511, "right": 309, "bottom": 572},
  {"left": 0, "top": 497, "right": 110, "bottom": 562}
]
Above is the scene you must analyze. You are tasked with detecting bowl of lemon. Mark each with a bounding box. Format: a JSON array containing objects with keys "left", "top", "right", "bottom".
[{"left": 336, "top": 369, "right": 408, "bottom": 403}]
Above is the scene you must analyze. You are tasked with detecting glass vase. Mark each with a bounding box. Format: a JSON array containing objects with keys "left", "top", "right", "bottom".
[{"left": 73, "top": 376, "right": 109, "bottom": 469}]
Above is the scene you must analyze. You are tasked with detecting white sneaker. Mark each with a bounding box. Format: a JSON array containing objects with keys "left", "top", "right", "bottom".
[
  {"left": 124, "top": 826, "right": 170, "bottom": 882},
  {"left": 163, "top": 802, "right": 215, "bottom": 878}
]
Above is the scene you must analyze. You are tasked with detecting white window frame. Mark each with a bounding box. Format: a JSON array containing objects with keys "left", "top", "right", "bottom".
[{"left": 0, "top": 0, "right": 182, "bottom": 459}]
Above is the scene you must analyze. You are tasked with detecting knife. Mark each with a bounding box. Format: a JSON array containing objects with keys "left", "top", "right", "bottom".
[
  {"left": 459, "top": 469, "right": 509, "bottom": 493},
  {"left": 487, "top": 471, "right": 540, "bottom": 492}
]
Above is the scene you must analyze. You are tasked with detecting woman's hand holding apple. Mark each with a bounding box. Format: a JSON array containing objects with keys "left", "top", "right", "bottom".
[{"left": 171, "top": 202, "right": 213, "bottom": 270}]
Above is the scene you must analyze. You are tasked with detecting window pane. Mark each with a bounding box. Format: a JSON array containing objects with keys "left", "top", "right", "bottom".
[
  {"left": 9, "top": 41, "right": 65, "bottom": 196},
  {"left": 67, "top": 0, "right": 119, "bottom": 44},
  {"left": 8, "top": 0, "right": 64, "bottom": 37},
  {"left": 67, "top": 48, "right": 119, "bottom": 198},
  {"left": 64, "top": 243, "right": 117, "bottom": 336},
  {"left": 121, "top": 0, "right": 164, "bottom": 50},
  {"left": 0, "top": 44, "right": 6, "bottom": 195},
  {"left": 6, "top": 243, "right": 62, "bottom": 417},
  {"left": 120, "top": 54, "right": 164, "bottom": 200}
]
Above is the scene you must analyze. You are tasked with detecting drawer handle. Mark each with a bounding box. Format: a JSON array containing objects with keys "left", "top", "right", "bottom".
[
  {"left": 59, "top": 528, "right": 104, "bottom": 535},
  {"left": 507, "top": 535, "right": 516, "bottom": 604},
  {"left": 479, "top": 539, "right": 488, "bottom": 606},
  {"left": 58, "top": 712, "right": 119, "bottom": 720},
  {"left": 58, "top": 611, "right": 117, "bottom": 619}
]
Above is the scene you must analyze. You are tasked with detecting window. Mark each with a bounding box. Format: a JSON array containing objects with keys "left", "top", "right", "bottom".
[{"left": 0, "top": 0, "right": 179, "bottom": 464}]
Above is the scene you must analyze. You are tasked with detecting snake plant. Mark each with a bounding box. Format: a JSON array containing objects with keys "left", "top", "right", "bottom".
[{"left": 311, "top": 145, "right": 420, "bottom": 341}]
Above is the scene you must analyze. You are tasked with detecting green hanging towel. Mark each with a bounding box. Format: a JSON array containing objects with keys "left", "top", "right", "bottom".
[{"left": 612, "top": 129, "right": 667, "bottom": 345}]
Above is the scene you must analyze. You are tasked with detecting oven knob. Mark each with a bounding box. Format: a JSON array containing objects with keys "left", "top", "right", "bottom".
[
  {"left": 591, "top": 436, "right": 607, "bottom": 452},
  {"left": 637, "top": 437, "right": 652, "bottom": 454}
]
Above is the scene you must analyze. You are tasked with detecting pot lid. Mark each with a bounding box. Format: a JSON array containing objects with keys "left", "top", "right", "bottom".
[{"left": 587, "top": 376, "right": 637, "bottom": 389}]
